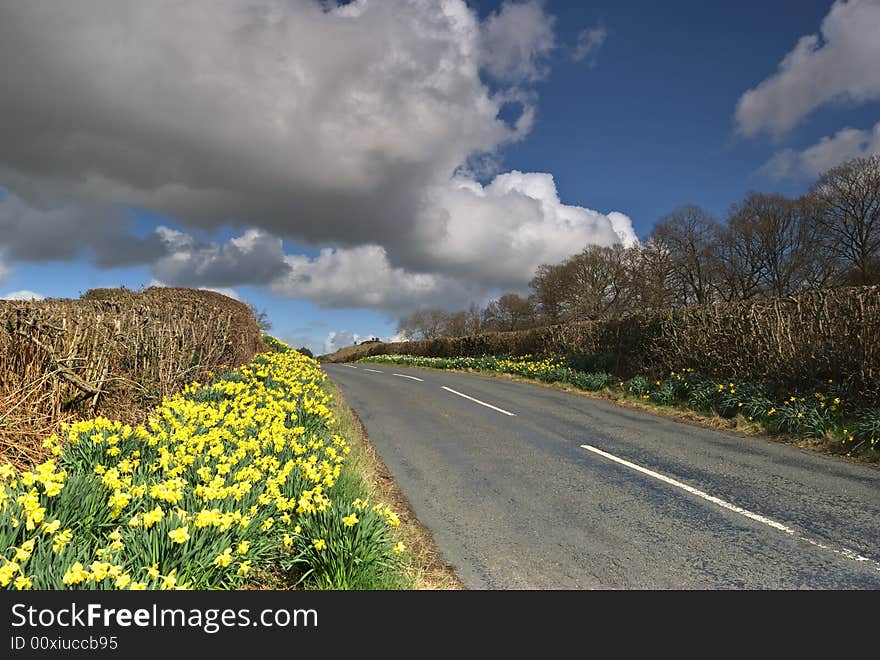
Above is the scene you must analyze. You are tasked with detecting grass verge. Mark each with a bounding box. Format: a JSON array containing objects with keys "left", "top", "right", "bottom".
[{"left": 322, "top": 379, "right": 464, "bottom": 590}]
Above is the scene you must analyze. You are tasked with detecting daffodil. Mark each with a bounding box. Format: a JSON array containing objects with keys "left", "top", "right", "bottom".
[
  {"left": 160, "top": 571, "right": 177, "bottom": 590},
  {"left": 52, "top": 529, "right": 73, "bottom": 553},
  {"left": 62, "top": 562, "right": 89, "bottom": 585},
  {"left": 0, "top": 561, "right": 20, "bottom": 587},
  {"left": 14, "top": 575, "right": 32, "bottom": 590},
  {"left": 213, "top": 549, "right": 233, "bottom": 567},
  {"left": 42, "top": 519, "right": 62, "bottom": 535},
  {"left": 168, "top": 526, "right": 190, "bottom": 544},
  {"left": 14, "top": 539, "right": 35, "bottom": 562}
]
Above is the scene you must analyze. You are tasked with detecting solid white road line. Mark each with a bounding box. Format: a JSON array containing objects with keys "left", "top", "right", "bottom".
[
  {"left": 581, "top": 444, "right": 792, "bottom": 532},
  {"left": 393, "top": 373, "right": 424, "bottom": 382},
  {"left": 364, "top": 368, "right": 384, "bottom": 373},
  {"left": 441, "top": 386, "right": 516, "bottom": 416},
  {"left": 580, "top": 443, "right": 880, "bottom": 571}
]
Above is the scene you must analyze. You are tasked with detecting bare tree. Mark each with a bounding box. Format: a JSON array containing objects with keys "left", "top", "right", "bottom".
[
  {"left": 529, "top": 262, "right": 573, "bottom": 324},
  {"left": 755, "top": 194, "right": 814, "bottom": 296},
  {"left": 562, "top": 244, "right": 633, "bottom": 319},
  {"left": 482, "top": 293, "right": 536, "bottom": 331},
  {"left": 809, "top": 154, "right": 880, "bottom": 286},
  {"left": 628, "top": 239, "right": 676, "bottom": 311},
  {"left": 717, "top": 192, "right": 815, "bottom": 299},
  {"left": 397, "top": 307, "right": 448, "bottom": 340},
  {"left": 650, "top": 205, "right": 721, "bottom": 305},
  {"left": 464, "top": 302, "right": 484, "bottom": 335},
  {"left": 791, "top": 195, "right": 836, "bottom": 290},
  {"left": 441, "top": 311, "right": 469, "bottom": 338},
  {"left": 716, "top": 207, "right": 763, "bottom": 302}
]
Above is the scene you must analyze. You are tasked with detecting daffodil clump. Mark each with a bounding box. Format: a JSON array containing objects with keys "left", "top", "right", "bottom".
[
  {"left": 2, "top": 342, "right": 404, "bottom": 590},
  {"left": 360, "top": 354, "right": 879, "bottom": 459}
]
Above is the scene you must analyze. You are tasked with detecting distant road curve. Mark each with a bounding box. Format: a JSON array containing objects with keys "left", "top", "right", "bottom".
[{"left": 324, "top": 363, "right": 880, "bottom": 589}]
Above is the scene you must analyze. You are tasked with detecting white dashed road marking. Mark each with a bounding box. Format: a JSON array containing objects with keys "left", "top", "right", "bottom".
[
  {"left": 364, "top": 368, "right": 384, "bottom": 373},
  {"left": 393, "top": 373, "right": 424, "bottom": 382},
  {"left": 580, "top": 443, "right": 880, "bottom": 571},
  {"left": 441, "top": 386, "right": 516, "bottom": 416}
]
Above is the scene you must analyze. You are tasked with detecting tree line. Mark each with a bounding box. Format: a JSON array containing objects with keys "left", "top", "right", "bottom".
[{"left": 397, "top": 154, "right": 880, "bottom": 340}]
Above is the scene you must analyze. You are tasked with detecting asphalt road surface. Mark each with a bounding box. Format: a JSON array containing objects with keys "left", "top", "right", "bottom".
[{"left": 324, "top": 362, "right": 880, "bottom": 589}]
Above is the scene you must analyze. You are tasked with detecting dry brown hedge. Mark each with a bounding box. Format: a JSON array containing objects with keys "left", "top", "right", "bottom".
[
  {"left": 0, "top": 287, "right": 265, "bottom": 467},
  {"left": 330, "top": 286, "right": 880, "bottom": 403}
]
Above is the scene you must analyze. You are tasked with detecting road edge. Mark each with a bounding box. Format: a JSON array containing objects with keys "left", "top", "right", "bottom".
[{"left": 325, "top": 377, "right": 466, "bottom": 590}]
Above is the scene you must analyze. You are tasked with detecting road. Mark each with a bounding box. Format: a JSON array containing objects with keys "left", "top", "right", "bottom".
[{"left": 323, "top": 362, "right": 880, "bottom": 589}]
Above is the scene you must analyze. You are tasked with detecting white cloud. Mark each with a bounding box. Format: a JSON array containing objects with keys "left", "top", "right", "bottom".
[
  {"left": 736, "top": 0, "right": 880, "bottom": 137},
  {"left": 269, "top": 172, "right": 635, "bottom": 312},
  {"left": 0, "top": 192, "right": 166, "bottom": 266},
  {"left": 151, "top": 227, "right": 289, "bottom": 287},
  {"left": 271, "top": 244, "right": 483, "bottom": 313},
  {"left": 0, "top": 1, "right": 637, "bottom": 318},
  {"left": 607, "top": 211, "right": 639, "bottom": 248},
  {"left": 480, "top": 0, "right": 556, "bottom": 83},
  {"left": 416, "top": 171, "right": 637, "bottom": 287},
  {"left": 1, "top": 290, "right": 45, "bottom": 301},
  {"left": 323, "top": 330, "right": 367, "bottom": 355},
  {"left": 761, "top": 120, "right": 880, "bottom": 179},
  {"left": 0, "top": 0, "right": 525, "bottom": 247},
  {"left": 572, "top": 26, "right": 606, "bottom": 65}
]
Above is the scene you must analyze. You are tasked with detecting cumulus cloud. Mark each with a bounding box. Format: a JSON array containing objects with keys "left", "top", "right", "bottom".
[
  {"left": 150, "top": 227, "right": 289, "bottom": 288},
  {"left": 415, "top": 171, "right": 637, "bottom": 287},
  {"left": 572, "top": 25, "right": 606, "bottom": 65},
  {"left": 323, "top": 330, "right": 367, "bottom": 355},
  {"left": 0, "top": 193, "right": 165, "bottom": 266},
  {"left": 1, "top": 290, "right": 45, "bottom": 301},
  {"left": 0, "top": 0, "right": 523, "bottom": 248},
  {"left": 271, "top": 244, "right": 486, "bottom": 313},
  {"left": 760, "top": 121, "right": 880, "bottom": 180},
  {"left": 736, "top": 0, "right": 880, "bottom": 137},
  {"left": 269, "top": 172, "right": 635, "bottom": 312},
  {"left": 0, "top": 0, "right": 635, "bottom": 317},
  {"left": 479, "top": 0, "right": 556, "bottom": 83}
]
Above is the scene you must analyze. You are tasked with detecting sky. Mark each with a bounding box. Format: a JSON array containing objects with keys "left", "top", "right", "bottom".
[{"left": 1, "top": 0, "right": 879, "bottom": 355}]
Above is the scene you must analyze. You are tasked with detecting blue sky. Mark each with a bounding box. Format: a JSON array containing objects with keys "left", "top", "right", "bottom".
[
  {"left": 1, "top": 1, "right": 878, "bottom": 354},
  {"left": 495, "top": 0, "right": 879, "bottom": 234}
]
